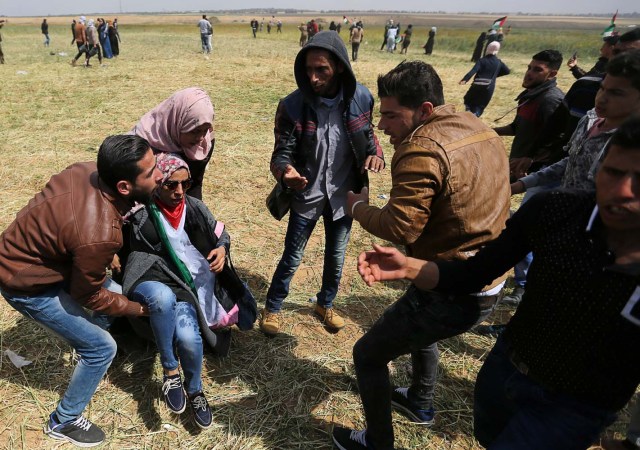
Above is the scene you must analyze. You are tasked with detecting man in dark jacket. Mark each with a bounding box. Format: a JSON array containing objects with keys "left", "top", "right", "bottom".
[
  {"left": 260, "top": 31, "right": 384, "bottom": 335},
  {"left": 494, "top": 49, "right": 565, "bottom": 306},
  {"left": 0, "top": 135, "right": 162, "bottom": 447}
]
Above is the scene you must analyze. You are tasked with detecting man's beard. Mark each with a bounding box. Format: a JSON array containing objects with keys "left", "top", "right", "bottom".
[{"left": 128, "top": 185, "right": 156, "bottom": 205}]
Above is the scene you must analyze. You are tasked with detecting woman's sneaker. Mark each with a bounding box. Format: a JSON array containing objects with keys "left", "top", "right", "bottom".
[
  {"left": 44, "top": 412, "right": 106, "bottom": 447},
  {"left": 391, "top": 386, "right": 435, "bottom": 425},
  {"left": 189, "top": 392, "right": 213, "bottom": 429},
  {"left": 162, "top": 373, "right": 187, "bottom": 414}
]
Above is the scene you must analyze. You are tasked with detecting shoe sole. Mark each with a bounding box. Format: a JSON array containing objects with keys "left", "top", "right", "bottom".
[
  {"left": 44, "top": 426, "right": 104, "bottom": 448},
  {"left": 194, "top": 416, "right": 213, "bottom": 429},
  {"left": 166, "top": 389, "right": 187, "bottom": 414},
  {"left": 259, "top": 323, "right": 279, "bottom": 336},
  {"left": 391, "top": 400, "right": 434, "bottom": 426}
]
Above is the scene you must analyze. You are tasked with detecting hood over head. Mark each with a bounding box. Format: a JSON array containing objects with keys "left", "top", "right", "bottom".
[{"left": 294, "top": 31, "right": 356, "bottom": 101}]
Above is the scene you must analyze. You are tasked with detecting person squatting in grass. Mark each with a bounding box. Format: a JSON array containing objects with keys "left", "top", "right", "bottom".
[
  {"left": 260, "top": 30, "right": 385, "bottom": 336},
  {"left": 122, "top": 152, "right": 256, "bottom": 430},
  {"left": 333, "top": 60, "right": 510, "bottom": 450},
  {"left": 355, "top": 115, "right": 640, "bottom": 450},
  {"left": 0, "top": 135, "right": 163, "bottom": 448}
]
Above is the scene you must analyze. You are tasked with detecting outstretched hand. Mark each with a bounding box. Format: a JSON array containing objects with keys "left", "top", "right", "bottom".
[{"left": 358, "top": 244, "right": 408, "bottom": 286}]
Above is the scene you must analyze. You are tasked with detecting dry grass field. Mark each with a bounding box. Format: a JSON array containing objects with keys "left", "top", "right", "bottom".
[{"left": 0, "top": 13, "right": 635, "bottom": 450}]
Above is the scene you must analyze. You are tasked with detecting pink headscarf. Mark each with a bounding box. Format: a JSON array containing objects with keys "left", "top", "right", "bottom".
[
  {"left": 130, "top": 87, "right": 214, "bottom": 161},
  {"left": 156, "top": 152, "right": 191, "bottom": 184}
]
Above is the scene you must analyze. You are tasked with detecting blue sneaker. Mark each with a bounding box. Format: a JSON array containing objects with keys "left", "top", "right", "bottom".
[
  {"left": 44, "top": 412, "right": 105, "bottom": 447},
  {"left": 189, "top": 392, "right": 212, "bottom": 429},
  {"left": 391, "top": 387, "right": 435, "bottom": 425},
  {"left": 162, "top": 373, "right": 187, "bottom": 414}
]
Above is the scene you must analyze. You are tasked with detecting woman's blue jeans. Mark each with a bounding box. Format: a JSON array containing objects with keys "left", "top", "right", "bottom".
[
  {"left": 2, "top": 283, "right": 118, "bottom": 423},
  {"left": 131, "top": 281, "right": 203, "bottom": 395},
  {"left": 265, "top": 208, "right": 352, "bottom": 312}
]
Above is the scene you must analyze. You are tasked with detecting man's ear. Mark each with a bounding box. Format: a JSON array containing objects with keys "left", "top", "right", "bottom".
[
  {"left": 548, "top": 69, "right": 558, "bottom": 79},
  {"left": 419, "top": 101, "right": 434, "bottom": 122},
  {"left": 115, "top": 180, "right": 133, "bottom": 197}
]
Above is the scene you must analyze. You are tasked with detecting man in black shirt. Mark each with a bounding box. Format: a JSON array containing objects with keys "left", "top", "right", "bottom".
[{"left": 356, "top": 116, "right": 640, "bottom": 449}]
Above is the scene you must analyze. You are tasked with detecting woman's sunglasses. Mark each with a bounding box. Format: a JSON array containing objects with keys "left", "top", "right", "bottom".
[{"left": 162, "top": 179, "right": 193, "bottom": 191}]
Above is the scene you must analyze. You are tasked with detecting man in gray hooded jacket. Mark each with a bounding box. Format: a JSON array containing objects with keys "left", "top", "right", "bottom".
[{"left": 260, "top": 31, "right": 384, "bottom": 335}]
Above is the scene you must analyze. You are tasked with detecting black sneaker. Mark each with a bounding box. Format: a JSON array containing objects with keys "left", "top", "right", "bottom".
[
  {"left": 189, "top": 392, "right": 213, "bottom": 429},
  {"left": 44, "top": 412, "right": 106, "bottom": 447},
  {"left": 162, "top": 374, "right": 187, "bottom": 414},
  {"left": 502, "top": 286, "right": 525, "bottom": 306},
  {"left": 332, "top": 427, "right": 370, "bottom": 450},
  {"left": 391, "top": 386, "right": 435, "bottom": 425}
]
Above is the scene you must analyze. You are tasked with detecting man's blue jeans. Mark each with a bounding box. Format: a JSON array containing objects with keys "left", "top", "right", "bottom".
[
  {"left": 265, "top": 208, "right": 352, "bottom": 313},
  {"left": 131, "top": 281, "right": 203, "bottom": 395},
  {"left": 354, "top": 285, "right": 500, "bottom": 449},
  {"left": 2, "top": 283, "right": 118, "bottom": 423},
  {"left": 474, "top": 335, "right": 617, "bottom": 449}
]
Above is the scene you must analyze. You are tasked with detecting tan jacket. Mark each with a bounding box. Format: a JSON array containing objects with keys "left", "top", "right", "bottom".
[
  {"left": 354, "top": 105, "right": 510, "bottom": 288},
  {"left": 350, "top": 27, "right": 363, "bottom": 44},
  {"left": 0, "top": 162, "right": 143, "bottom": 316}
]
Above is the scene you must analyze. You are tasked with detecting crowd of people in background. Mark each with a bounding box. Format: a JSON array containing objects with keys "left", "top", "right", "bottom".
[{"left": 69, "top": 15, "right": 120, "bottom": 67}]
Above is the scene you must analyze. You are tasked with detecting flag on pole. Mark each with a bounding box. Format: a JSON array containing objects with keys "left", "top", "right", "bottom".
[
  {"left": 343, "top": 15, "right": 350, "bottom": 25},
  {"left": 492, "top": 16, "right": 507, "bottom": 30},
  {"left": 602, "top": 10, "right": 618, "bottom": 37}
]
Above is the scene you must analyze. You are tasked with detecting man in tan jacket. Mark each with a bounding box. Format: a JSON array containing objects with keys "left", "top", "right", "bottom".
[
  {"left": 333, "top": 61, "right": 510, "bottom": 450},
  {"left": 0, "top": 135, "right": 162, "bottom": 447}
]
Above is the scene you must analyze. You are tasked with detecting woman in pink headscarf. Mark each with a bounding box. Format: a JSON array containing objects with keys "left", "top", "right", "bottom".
[{"left": 131, "top": 87, "right": 215, "bottom": 200}]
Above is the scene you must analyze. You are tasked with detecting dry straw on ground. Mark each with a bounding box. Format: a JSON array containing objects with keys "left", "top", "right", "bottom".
[{"left": 0, "top": 13, "right": 633, "bottom": 449}]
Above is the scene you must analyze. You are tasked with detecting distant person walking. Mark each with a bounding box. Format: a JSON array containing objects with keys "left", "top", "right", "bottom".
[
  {"left": 0, "top": 19, "right": 6, "bottom": 64},
  {"left": 107, "top": 20, "right": 119, "bottom": 57},
  {"left": 98, "top": 19, "right": 113, "bottom": 59},
  {"left": 84, "top": 19, "right": 103, "bottom": 67},
  {"left": 423, "top": 26, "right": 436, "bottom": 55},
  {"left": 251, "top": 19, "right": 258, "bottom": 38},
  {"left": 70, "top": 16, "right": 89, "bottom": 67},
  {"left": 350, "top": 25, "right": 363, "bottom": 61},
  {"left": 471, "top": 31, "right": 487, "bottom": 62},
  {"left": 459, "top": 41, "right": 510, "bottom": 117},
  {"left": 198, "top": 15, "right": 212, "bottom": 54},
  {"left": 298, "top": 22, "right": 308, "bottom": 47},
  {"left": 70, "top": 19, "right": 76, "bottom": 45},
  {"left": 386, "top": 24, "right": 398, "bottom": 53},
  {"left": 41, "top": 19, "right": 50, "bottom": 47},
  {"left": 400, "top": 24, "right": 413, "bottom": 54}
]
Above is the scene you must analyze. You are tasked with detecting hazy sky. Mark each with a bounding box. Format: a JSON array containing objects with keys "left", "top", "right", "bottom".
[{"left": 0, "top": 0, "right": 637, "bottom": 17}]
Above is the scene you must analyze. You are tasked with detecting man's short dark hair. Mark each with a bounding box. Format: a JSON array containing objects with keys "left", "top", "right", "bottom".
[
  {"left": 619, "top": 28, "right": 640, "bottom": 44},
  {"left": 606, "top": 49, "right": 640, "bottom": 91},
  {"left": 377, "top": 60, "right": 444, "bottom": 108},
  {"left": 609, "top": 115, "right": 640, "bottom": 150},
  {"left": 97, "top": 135, "right": 151, "bottom": 191},
  {"left": 531, "top": 49, "right": 563, "bottom": 70}
]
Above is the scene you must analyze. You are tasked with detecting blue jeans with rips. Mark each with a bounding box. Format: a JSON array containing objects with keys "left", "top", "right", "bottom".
[
  {"left": 265, "top": 208, "right": 353, "bottom": 313},
  {"left": 353, "top": 285, "right": 500, "bottom": 450},
  {"left": 2, "top": 282, "right": 120, "bottom": 423},
  {"left": 473, "top": 335, "right": 617, "bottom": 449},
  {"left": 131, "top": 281, "right": 203, "bottom": 395}
]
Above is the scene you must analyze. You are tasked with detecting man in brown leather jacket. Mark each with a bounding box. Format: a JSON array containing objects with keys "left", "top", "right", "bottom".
[
  {"left": 333, "top": 61, "right": 510, "bottom": 450},
  {"left": 0, "top": 134, "right": 162, "bottom": 447}
]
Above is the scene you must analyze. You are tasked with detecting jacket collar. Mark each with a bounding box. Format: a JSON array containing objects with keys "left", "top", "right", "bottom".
[{"left": 516, "top": 78, "right": 558, "bottom": 102}]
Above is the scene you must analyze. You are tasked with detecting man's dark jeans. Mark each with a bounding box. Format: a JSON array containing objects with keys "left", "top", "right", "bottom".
[
  {"left": 473, "top": 335, "right": 617, "bottom": 449},
  {"left": 354, "top": 284, "right": 500, "bottom": 449}
]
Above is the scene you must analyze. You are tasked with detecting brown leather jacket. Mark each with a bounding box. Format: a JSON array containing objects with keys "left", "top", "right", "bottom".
[
  {"left": 0, "top": 162, "right": 143, "bottom": 316},
  {"left": 354, "top": 105, "right": 510, "bottom": 289}
]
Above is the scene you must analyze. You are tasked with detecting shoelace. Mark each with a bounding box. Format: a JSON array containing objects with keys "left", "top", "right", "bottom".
[
  {"left": 162, "top": 377, "right": 182, "bottom": 396},
  {"left": 349, "top": 430, "right": 367, "bottom": 445},
  {"left": 70, "top": 415, "right": 92, "bottom": 431},
  {"left": 394, "top": 387, "right": 409, "bottom": 399},
  {"left": 191, "top": 395, "right": 208, "bottom": 411}
]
